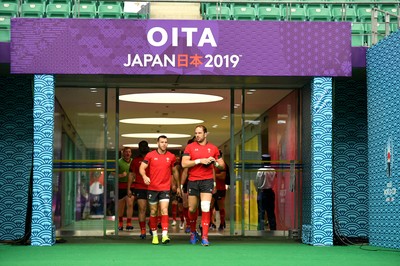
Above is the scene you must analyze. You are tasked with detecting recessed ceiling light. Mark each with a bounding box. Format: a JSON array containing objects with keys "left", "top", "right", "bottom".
[
  {"left": 120, "top": 118, "right": 204, "bottom": 125},
  {"left": 123, "top": 143, "right": 182, "bottom": 148},
  {"left": 245, "top": 120, "right": 260, "bottom": 125},
  {"left": 121, "top": 133, "right": 191, "bottom": 138},
  {"left": 119, "top": 93, "right": 223, "bottom": 104}
]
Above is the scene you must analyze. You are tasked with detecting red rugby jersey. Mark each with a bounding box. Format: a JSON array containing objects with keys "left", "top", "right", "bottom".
[
  {"left": 183, "top": 141, "right": 220, "bottom": 181},
  {"left": 215, "top": 166, "right": 226, "bottom": 191},
  {"left": 143, "top": 150, "right": 176, "bottom": 191},
  {"left": 129, "top": 156, "right": 149, "bottom": 190}
]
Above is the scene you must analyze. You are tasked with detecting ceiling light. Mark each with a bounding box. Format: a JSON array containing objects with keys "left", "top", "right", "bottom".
[
  {"left": 119, "top": 93, "right": 223, "bottom": 104},
  {"left": 123, "top": 143, "right": 182, "bottom": 148},
  {"left": 245, "top": 120, "right": 260, "bottom": 125},
  {"left": 120, "top": 117, "right": 203, "bottom": 125},
  {"left": 121, "top": 133, "right": 190, "bottom": 138},
  {"left": 212, "top": 125, "right": 218, "bottom": 128}
]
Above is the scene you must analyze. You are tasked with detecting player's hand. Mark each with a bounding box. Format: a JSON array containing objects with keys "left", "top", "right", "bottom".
[
  {"left": 143, "top": 176, "right": 150, "bottom": 185},
  {"left": 176, "top": 187, "right": 182, "bottom": 197},
  {"left": 127, "top": 189, "right": 132, "bottom": 197}
]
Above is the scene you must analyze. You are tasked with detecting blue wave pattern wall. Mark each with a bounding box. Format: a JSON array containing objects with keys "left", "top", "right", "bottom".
[
  {"left": 333, "top": 79, "right": 368, "bottom": 238},
  {"left": 311, "top": 77, "right": 333, "bottom": 246},
  {"left": 0, "top": 76, "right": 33, "bottom": 240},
  {"left": 301, "top": 84, "right": 312, "bottom": 244},
  {"left": 367, "top": 31, "right": 400, "bottom": 249},
  {"left": 32, "top": 75, "right": 55, "bottom": 246}
]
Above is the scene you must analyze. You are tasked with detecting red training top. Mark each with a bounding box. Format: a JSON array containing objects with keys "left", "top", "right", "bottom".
[
  {"left": 129, "top": 156, "right": 149, "bottom": 190},
  {"left": 183, "top": 141, "right": 220, "bottom": 181},
  {"left": 143, "top": 150, "right": 176, "bottom": 191},
  {"left": 215, "top": 167, "right": 226, "bottom": 191}
]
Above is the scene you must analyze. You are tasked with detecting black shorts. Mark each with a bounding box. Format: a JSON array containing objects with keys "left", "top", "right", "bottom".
[
  {"left": 177, "top": 196, "right": 183, "bottom": 203},
  {"left": 133, "top": 189, "right": 148, "bottom": 200},
  {"left": 118, "top": 187, "right": 128, "bottom": 200},
  {"left": 188, "top": 179, "right": 213, "bottom": 197},
  {"left": 147, "top": 190, "right": 170, "bottom": 204},
  {"left": 170, "top": 191, "right": 177, "bottom": 201},
  {"left": 182, "top": 183, "right": 188, "bottom": 193},
  {"left": 212, "top": 190, "right": 226, "bottom": 201}
]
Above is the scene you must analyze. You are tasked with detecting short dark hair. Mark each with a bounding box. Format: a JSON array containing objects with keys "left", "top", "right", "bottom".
[
  {"left": 157, "top": 135, "right": 167, "bottom": 141},
  {"left": 195, "top": 125, "right": 207, "bottom": 133},
  {"left": 138, "top": 140, "right": 149, "bottom": 155}
]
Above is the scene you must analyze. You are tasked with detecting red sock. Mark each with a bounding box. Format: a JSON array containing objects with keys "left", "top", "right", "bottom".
[
  {"left": 220, "top": 209, "right": 226, "bottom": 225},
  {"left": 139, "top": 221, "right": 146, "bottom": 232},
  {"left": 126, "top": 218, "right": 132, "bottom": 225},
  {"left": 183, "top": 207, "right": 189, "bottom": 223},
  {"left": 118, "top": 217, "right": 123, "bottom": 226},
  {"left": 201, "top": 211, "right": 211, "bottom": 238},
  {"left": 161, "top": 215, "right": 169, "bottom": 231},
  {"left": 149, "top": 216, "right": 158, "bottom": 232},
  {"left": 171, "top": 204, "right": 177, "bottom": 220},
  {"left": 188, "top": 211, "right": 198, "bottom": 232},
  {"left": 180, "top": 207, "right": 185, "bottom": 222}
]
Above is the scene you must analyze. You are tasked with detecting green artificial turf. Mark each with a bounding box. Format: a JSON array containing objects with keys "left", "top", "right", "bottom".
[{"left": 0, "top": 236, "right": 398, "bottom": 266}]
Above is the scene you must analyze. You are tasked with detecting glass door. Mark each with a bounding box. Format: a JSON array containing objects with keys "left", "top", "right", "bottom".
[
  {"left": 53, "top": 86, "right": 117, "bottom": 236},
  {"left": 231, "top": 88, "right": 302, "bottom": 237}
]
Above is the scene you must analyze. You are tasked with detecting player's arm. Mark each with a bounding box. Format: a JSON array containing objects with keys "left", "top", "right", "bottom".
[
  {"left": 215, "top": 168, "right": 226, "bottom": 181},
  {"left": 212, "top": 167, "right": 217, "bottom": 193},
  {"left": 182, "top": 154, "right": 216, "bottom": 168},
  {"left": 172, "top": 165, "right": 181, "bottom": 196},
  {"left": 139, "top": 161, "right": 150, "bottom": 185},
  {"left": 117, "top": 164, "right": 128, "bottom": 179},
  {"left": 127, "top": 171, "right": 136, "bottom": 197},
  {"left": 181, "top": 168, "right": 188, "bottom": 188},
  {"left": 214, "top": 157, "right": 225, "bottom": 170},
  {"left": 110, "top": 168, "right": 127, "bottom": 179}
]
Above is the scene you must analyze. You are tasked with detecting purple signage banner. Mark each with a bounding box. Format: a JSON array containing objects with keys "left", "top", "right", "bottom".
[{"left": 10, "top": 18, "right": 352, "bottom": 76}]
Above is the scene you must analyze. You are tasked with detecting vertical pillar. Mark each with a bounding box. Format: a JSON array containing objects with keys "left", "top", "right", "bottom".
[
  {"left": 31, "top": 75, "right": 55, "bottom": 246},
  {"left": 310, "top": 77, "right": 333, "bottom": 246}
]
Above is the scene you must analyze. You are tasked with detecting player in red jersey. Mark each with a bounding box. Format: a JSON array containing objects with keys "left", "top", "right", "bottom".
[
  {"left": 140, "top": 135, "right": 181, "bottom": 245},
  {"left": 212, "top": 161, "right": 227, "bottom": 231},
  {"left": 170, "top": 156, "right": 182, "bottom": 227},
  {"left": 180, "top": 136, "right": 195, "bottom": 233},
  {"left": 182, "top": 125, "right": 225, "bottom": 246},
  {"left": 128, "top": 140, "right": 150, "bottom": 239}
]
